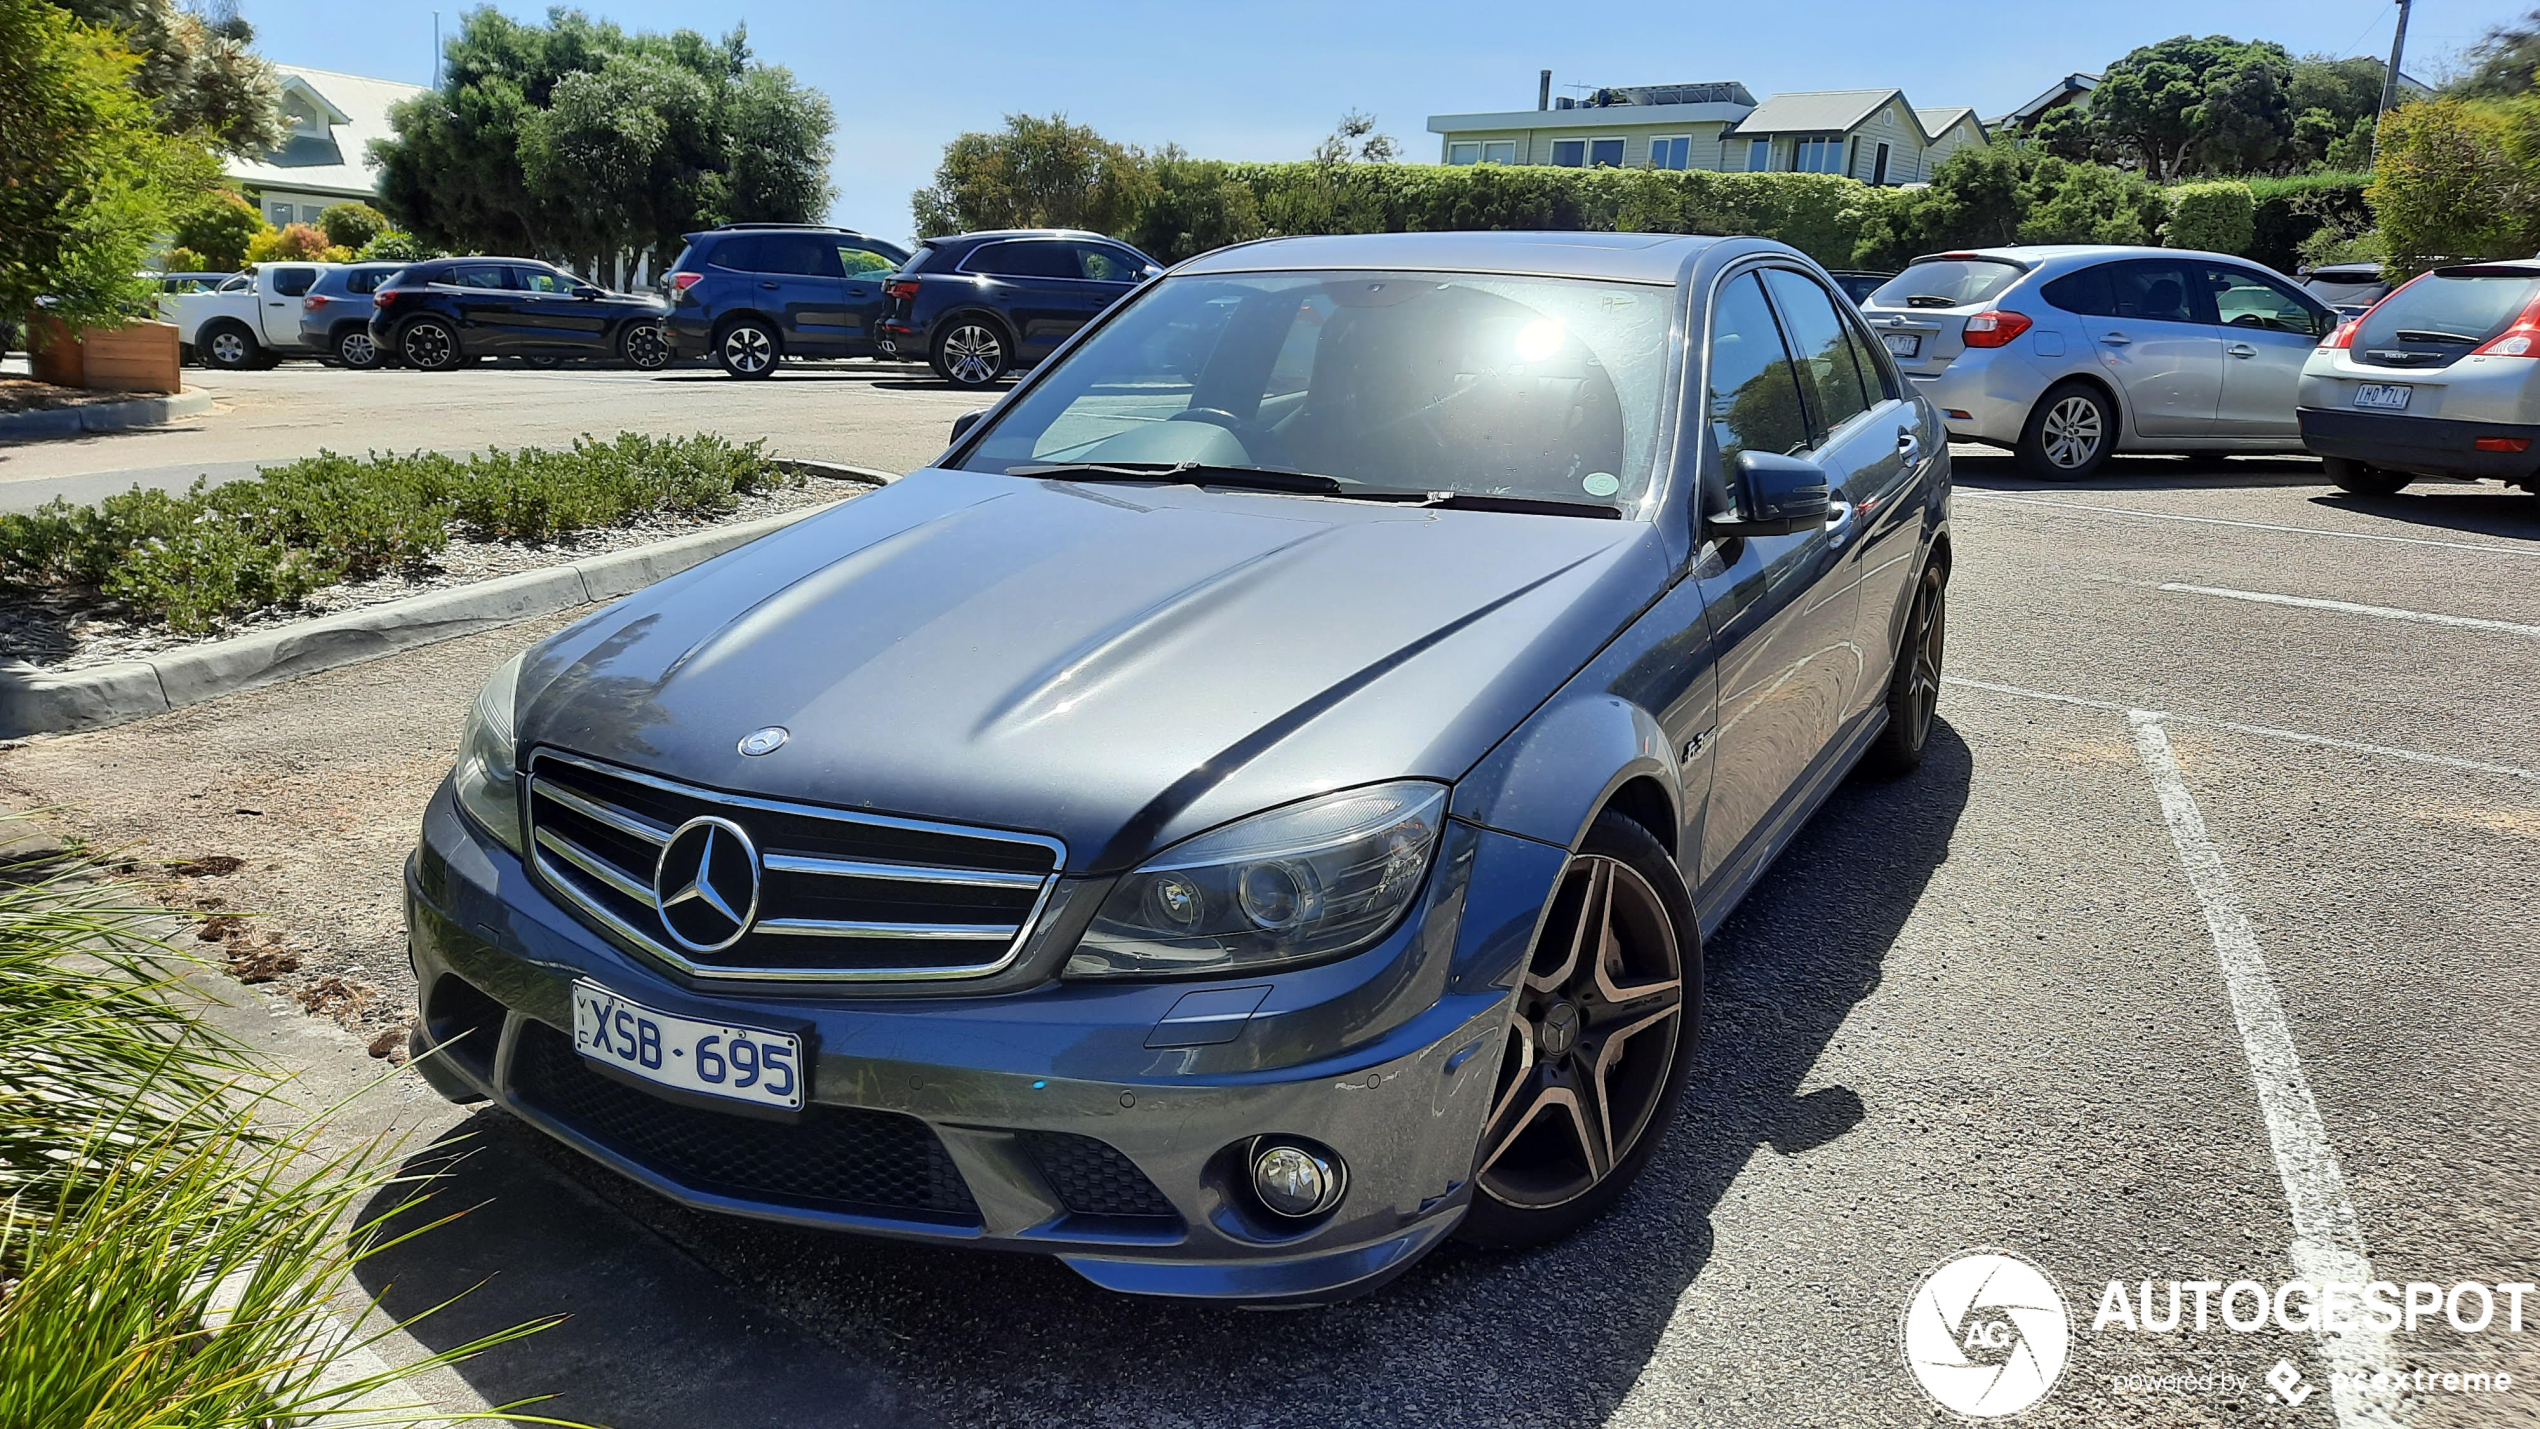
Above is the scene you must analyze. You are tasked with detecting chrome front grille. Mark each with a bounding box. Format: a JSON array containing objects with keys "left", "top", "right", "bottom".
[{"left": 524, "top": 750, "right": 1064, "bottom": 982}]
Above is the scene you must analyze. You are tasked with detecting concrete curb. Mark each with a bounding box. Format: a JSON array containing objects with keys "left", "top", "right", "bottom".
[
  {"left": 1, "top": 465, "right": 902, "bottom": 739},
  {"left": 0, "top": 388, "right": 214, "bottom": 442}
]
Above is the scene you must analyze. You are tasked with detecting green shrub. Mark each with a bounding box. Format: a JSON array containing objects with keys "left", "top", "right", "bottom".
[
  {"left": 316, "top": 200, "right": 390, "bottom": 250},
  {"left": 2246, "top": 171, "right": 2371, "bottom": 273},
  {"left": 0, "top": 434, "right": 780, "bottom": 633},
  {"left": 246, "top": 221, "right": 333, "bottom": 264},
  {"left": 2371, "top": 99, "right": 2539, "bottom": 276},
  {"left": 2162, "top": 180, "right": 2257, "bottom": 254},
  {"left": 355, "top": 228, "right": 437, "bottom": 261},
  {"left": 169, "top": 189, "right": 264, "bottom": 270}
]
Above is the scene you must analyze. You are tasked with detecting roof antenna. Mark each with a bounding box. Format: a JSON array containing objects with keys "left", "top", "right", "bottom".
[{"left": 432, "top": 11, "right": 441, "bottom": 89}]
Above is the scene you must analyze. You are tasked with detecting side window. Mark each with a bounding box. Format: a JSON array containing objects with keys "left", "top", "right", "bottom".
[
  {"left": 1760, "top": 268, "right": 1874, "bottom": 441},
  {"left": 450, "top": 264, "right": 511, "bottom": 289},
  {"left": 516, "top": 268, "right": 572, "bottom": 294},
  {"left": 2206, "top": 265, "right": 2326, "bottom": 337},
  {"left": 839, "top": 245, "right": 897, "bottom": 278},
  {"left": 1706, "top": 271, "right": 1811, "bottom": 472},
  {"left": 2040, "top": 264, "right": 2116, "bottom": 317},
  {"left": 345, "top": 269, "right": 391, "bottom": 295},
  {"left": 969, "top": 242, "right": 1080, "bottom": 279},
  {"left": 708, "top": 236, "right": 766, "bottom": 272},
  {"left": 267, "top": 266, "right": 318, "bottom": 298},
  {"left": 2107, "top": 260, "right": 2200, "bottom": 324},
  {"left": 762, "top": 235, "right": 843, "bottom": 277},
  {"left": 1075, "top": 245, "right": 1145, "bottom": 283}
]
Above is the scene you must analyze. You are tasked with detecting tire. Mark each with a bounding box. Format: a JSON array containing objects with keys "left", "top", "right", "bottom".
[
  {"left": 2016, "top": 381, "right": 2115, "bottom": 480},
  {"left": 397, "top": 317, "right": 463, "bottom": 372},
  {"left": 2323, "top": 455, "right": 2413, "bottom": 497},
  {"left": 1861, "top": 559, "right": 1949, "bottom": 778},
  {"left": 716, "top": 319, "right": 779, "bottom": 378},
  {"left": 198, "top": 320, "right": 260, "bottom": 372},
  {"left": 1456, "top": 809, "right": 1700, "bottom": 1250},
  {"left": 620, "top": 323, "right": 670, "bottom": 371},
  {"left": 931, "top": 317, "right": 1010, "bottom": 388},
  {"left": 335, "top": 328, "right": 384, "bottom": 370}
]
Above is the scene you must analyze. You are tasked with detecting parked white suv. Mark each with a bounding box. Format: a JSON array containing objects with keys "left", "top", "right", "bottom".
[
  {"left": 1860, "top": 246, "right": 2333, "bottom": 478},
  {"left": 2297, "top": 260, "right": 2540, "bottom": 498}
]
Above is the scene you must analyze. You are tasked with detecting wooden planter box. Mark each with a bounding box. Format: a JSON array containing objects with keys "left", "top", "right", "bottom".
[{"left": 23, "top": 316, "right": 183, "bottom": 394}]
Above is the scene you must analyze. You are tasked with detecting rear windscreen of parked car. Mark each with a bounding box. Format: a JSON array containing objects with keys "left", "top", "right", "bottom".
[
  {"left": 2354, "top": 271, "right": 2540, "bottom": 354},
  {"left": 1869, "top": 259, "right": 2023, "bottom": 309},
  {"left": 960, "top": 270, "right": 1671, "bottom": 508},
  {"left": 345, "top": 268, "right": 400, "bottom": 295}
]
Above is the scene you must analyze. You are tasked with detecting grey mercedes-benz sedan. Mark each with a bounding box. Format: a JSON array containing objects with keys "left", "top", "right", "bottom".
[{"left": 405, "top": 230, "right": 1955, "bottom": 1303}]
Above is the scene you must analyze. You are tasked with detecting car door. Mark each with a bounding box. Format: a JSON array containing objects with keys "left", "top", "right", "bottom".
[
  {"left": 2068, "top": 258, "right": 2224, "bottom": 436},
  {"left": 965, "top": 241, "right": 1082, "bottom": 356},
  {"left": 1692, "top": 269, "right": 1859, "bottom": 898},
  {"left": 259, "top": 265, "right": 320, "bottom": 345},
  {"left": 2203, "top": 263, "right": 2334, "bottom": 437},
  {"left": 1070, "top": 242, "right": 1150, "bottom": 331},
  {"left": 836, "top": 242, "right": 899, "bottom": 350},
  {"left": 756, "top": 234, "right": 851, "bottom": 353},
  {"left": 1759, "top": 266, "right": 1924, "bottom": 721},
  {"left": 511, "top": 265, "right": 612, "bottom": 353},
  {"left": 443, "top": 262, "right": 522, "bottom": 353}
]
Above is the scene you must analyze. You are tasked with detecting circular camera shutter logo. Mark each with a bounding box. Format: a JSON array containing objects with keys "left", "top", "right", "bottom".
[
  {"left": 652, "top": 816, "right": 761, "bottom": 954},
  {"left": 1900, "top": 1248, "right": 2070, "bottom": 1418}
]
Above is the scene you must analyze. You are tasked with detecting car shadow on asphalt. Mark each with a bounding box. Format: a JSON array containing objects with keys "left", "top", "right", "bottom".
[
  {"left": 2301, "top": 488, "right": 2540, "bottom": 541},
  {"left": 1953, "top": 453, "right": 2327, "bottom": 490},
  {"left": 351, "top": 722, "right": 1973, "bottom": 1427}
]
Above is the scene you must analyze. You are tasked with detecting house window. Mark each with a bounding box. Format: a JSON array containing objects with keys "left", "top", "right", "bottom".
[
  {"left": 1748, "top": 137, "right": 1771, "bottom": 171},
  {"left": 1650, "top": 135, "right": 1691, "bottom": 170},
  {"left": 266, "top": 200, "right": 293, "bottom": 227},
  {"left": 1484, "top": 140, "right": 1516, "bottom": 164},
  {"left": 1452, "top": 140, "right": 1517, "bottom": 165},
  {"left": 1792, "top": 137, "right": 1844, "bottom": 173},
  {"left": 1449, "top": 142, "right": 1482, "bottom": 165}
]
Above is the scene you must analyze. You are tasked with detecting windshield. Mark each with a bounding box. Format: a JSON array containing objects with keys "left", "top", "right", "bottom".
[
  {"left": 2355, "top": 273, "right": 2539, "bottom": 349},
  {"left": 1869, "top": 260, "right": 2023, "bottom": 310},
  {"left": 957, "top": 270, "right": 1675, "bottom": 509}
]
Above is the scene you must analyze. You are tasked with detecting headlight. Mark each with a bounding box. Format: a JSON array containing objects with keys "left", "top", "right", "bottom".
[
  {"left": 451, "top": 652, "right": 525, "bottom": 853},
  {"left": 1066, "top": 781, "right": 1447, "bottom": 978}
]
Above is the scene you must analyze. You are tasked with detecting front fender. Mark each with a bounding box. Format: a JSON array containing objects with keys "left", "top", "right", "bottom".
[{"left": 1449, "top": 692, "right": 1681, "bottom": 862}]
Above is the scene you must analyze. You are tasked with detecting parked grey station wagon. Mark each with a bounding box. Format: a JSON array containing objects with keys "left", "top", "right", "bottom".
[{"left": 406, "top": 230, "right": 1955, "bottom": 1303}]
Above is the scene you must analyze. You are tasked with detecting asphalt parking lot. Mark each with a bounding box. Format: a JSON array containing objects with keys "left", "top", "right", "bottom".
[{"left": 4, "top": 442, "right": 2536, "bottom": 1427}]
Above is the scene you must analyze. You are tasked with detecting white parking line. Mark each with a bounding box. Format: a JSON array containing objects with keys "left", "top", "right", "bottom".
[
  {"left": 2156, "top": 583, "right": 2540, "bottom": 639},
  {"left": 1956, "top": 493, "right": 2540, "bottom": 558},
  {"left": 2130, "top": 713, "right": 2405, "bottom": 1429},
  {"left": 1944, "top": 676, "right": 2540, "bottom": 782}
]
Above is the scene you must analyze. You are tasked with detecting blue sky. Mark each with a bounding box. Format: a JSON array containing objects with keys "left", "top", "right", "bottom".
[{"left": 244, "top": 0, "right": 2529, "bottom": 248}]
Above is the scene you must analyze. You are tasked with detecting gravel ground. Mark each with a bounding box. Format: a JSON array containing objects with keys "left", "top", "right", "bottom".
[{"left": 0, "top": 475, "right": 868, "bottom": 671}]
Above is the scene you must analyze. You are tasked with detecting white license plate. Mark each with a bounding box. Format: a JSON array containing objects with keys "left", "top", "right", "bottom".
[
  {"left": 2353, "top": 383, "right": 2412, "bottom": 410},
  {"left": 1883, "top": 333, "right": 1922, "bottom": 358},
  {"left": 571, "top": 981, "right": 803, "bottom": 1110}
]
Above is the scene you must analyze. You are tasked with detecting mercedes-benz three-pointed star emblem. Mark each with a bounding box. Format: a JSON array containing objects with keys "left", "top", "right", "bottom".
[{"left": 652, "top": 816, "right": 762, "bottom": 953}]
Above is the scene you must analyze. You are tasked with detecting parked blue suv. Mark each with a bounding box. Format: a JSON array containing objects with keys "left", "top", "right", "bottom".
[
  {"left": 875, "top": 229, "right": 1162, "bottom": 388},
  {"left": 662, "top": 225, "right": 912, "bottom": 378}
]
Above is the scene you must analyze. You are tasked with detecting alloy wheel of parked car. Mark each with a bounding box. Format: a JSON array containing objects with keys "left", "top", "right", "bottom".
[
  {"left": 2322, "top": 456, "right": 2414, "bottom": 498},
  {"left": 200, "top": 321, "right": 256, "bottom": 372},
  {"left": 399, "top": 318, "right": 461, "bottom": 372},
  {"left": 622, "top": 323, "right": 671, "bottom": 372},
  {"left": 1864, "top": 561, "right": 1949, "bottom": 777},
  {"left": 335, "top": 330, "right": 382, "bottom": 370},
  {"left": 1459, "top": 812, "right": 1696, "bottom": 1248},
  {"left": 718, "top": 321, "right": 778, "bottom": 378},
  {"left": 935, "top": 321, "right": 1009, "bottom": 388},
  {"left": 2017, "top": 382, "right": 2113, "bottom": 480}
]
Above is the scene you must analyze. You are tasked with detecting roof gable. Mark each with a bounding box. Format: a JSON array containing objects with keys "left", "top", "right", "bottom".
[{"left": 1728, "top": 88, "right": 1903, "bottom": 136}]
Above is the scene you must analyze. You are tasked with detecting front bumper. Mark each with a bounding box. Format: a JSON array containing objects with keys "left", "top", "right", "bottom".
[
  {"left": 2298, "top": 407, "right": 2540, "bottom": 483},
  {"left": 405, "top": 782, "right": 1567, "bottom": 1302}
]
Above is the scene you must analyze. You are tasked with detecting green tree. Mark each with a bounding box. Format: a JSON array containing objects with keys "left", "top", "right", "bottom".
[
  {"left": 1313, "top": 110, "right": 1400, "bottom": 165},
  {"left": 2370, "top": 99, "right": 2537, "bottom": 273},
  {"left": 371, "top": 9, "right": 831, "bottom": 278},
  {"left": 1, "top": 0, "right": 215, "bottom": 329},
  {"left": 50, "top": 0, "right": 281, "bottom": 155},
  {"left": 2287, "top": 55, "right": 2387, "bottom": 170},
  {"left": 911, "top": 113, "right": 1157, "bottom": 238},
  {"left": 2089, "top": 35, "right": 2297, "bottom": 179},
  {"left": 2453, "top": 8, "right": 2540, "bottom": 99},
  {"left": 170, "top": 187, "right": 264, "bottom": 269},
  {"left": 316, "top": 200, "right": 388, "bottom": 251},
  {"left": 1125, "top": 149, "right": 1264, "bottom": 262}
]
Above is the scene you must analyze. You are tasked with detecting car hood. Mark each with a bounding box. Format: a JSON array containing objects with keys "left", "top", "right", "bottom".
[{"left": 518, "top": 469, "right": 1669, "bottom": 872}]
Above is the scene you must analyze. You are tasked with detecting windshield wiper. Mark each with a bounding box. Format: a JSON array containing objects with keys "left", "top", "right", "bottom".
[
  {"left": 1905, "top": 294, "right": 1958, "bottom": 309},
  {"left": 1008, "top": 460, "right": 1341, "bottom": 494},
  {"left": 1368, "top": 491, "right": 1622, "bottom": 519},
  {"left": 2393, "top": 328, "right": 2481, "bottom": 344}
]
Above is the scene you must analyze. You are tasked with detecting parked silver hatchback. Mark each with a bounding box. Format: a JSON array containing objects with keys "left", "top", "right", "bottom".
[
  {"left": 1860, "top": 246, "right": 2333, "bottom": 478},
  {"left": 2297, "top": 261, "right": 2540, "bottom": 498}
]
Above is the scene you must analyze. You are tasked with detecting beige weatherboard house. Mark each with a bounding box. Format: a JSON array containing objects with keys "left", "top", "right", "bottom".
[
  {"left": 224, "top": 64, "right": 429, "bottom": 228},
  {"left": 1429, "top": 79, "right": 1986, "bottom": 184}
]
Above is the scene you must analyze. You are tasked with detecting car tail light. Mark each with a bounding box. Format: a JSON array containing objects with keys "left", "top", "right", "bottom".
[
  {"left": 885, "top": 279, "right": 920, "bottom": 302},
  {"left": 303, "top": 294, "right": 329, "bottom": 311},
  {"left": 2320, "top": 318, "right": 2360, "bottom": 350},
  {"left": 1961, "top": 310, "right": 2032, "bottom": 348},
  {"left": 2475, "top": 436, "right": 2533, "bottom": 452},
  {"left": 669, "top": 271, "right": 704, "bottom": 292},
  {"left": 373, "top": 288, "right": 402, "bottom": 308},
  {"left": 2471, "top": 289, "right": 2540, "bottom": 357}
]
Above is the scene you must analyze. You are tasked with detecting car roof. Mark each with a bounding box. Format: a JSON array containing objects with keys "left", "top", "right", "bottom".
[
  {"left": 1908, "top": 244, "right": 2270, "bottom": 269},
  {"left": 2433, "top": 260, "right": 2540, "bottom": 278},
  {"left": 924, "top": 229, "right": 1119, "bottom": 248},
  {"left": 1176, "top": 230, "right": 1733, "bottom": 285}
]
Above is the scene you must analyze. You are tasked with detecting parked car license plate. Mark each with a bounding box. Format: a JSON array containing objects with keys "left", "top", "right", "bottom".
[
  {"left": 571, "top": 981, "right": 803, "bottom": 1110},
  {"left": 1883, "top": 333, "right": 1922, "bottom": 358},
  {"left": 2353, "top": 383, "right": 2412, "bottom": 410}
]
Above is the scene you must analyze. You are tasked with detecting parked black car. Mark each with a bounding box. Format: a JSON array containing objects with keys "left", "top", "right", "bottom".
[
  {"left": 369, "top": 259, "right": 672, "bottom": 372},
  {"left": 660, "top": 225, "right": 911, "bottom": 378},
  {"left": 875, "top": 229, "right": 1162, "bottom": 388}
]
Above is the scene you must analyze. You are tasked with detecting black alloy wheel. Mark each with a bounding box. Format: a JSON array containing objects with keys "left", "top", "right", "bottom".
[
  {"left": 399, "top": 317, "right": 462, "bottom": 372},
  {"left": 1863, "top": 560, "right": 1949, "bottom": 776},
  {"left": 621, "top": 323, "right": 671, "bottom": 371},
  {"left": 933, "top": 319, "right": 1009, "bottom": 388},
  {"left": 1458, "top": 811, "right": 1698, "bottom": 1249},
  {"left": 717, "top": 319, "right": 778, "bottom": 378}
]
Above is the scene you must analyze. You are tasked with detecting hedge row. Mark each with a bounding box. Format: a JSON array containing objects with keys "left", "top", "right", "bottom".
[{"left": 2245, "top": 172, "right": 2372, "bottom": 272}]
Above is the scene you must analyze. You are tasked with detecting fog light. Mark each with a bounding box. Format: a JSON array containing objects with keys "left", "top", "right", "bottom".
[{"left": 1251, "top": 1140, "right": 1345, "bottom": 1218}]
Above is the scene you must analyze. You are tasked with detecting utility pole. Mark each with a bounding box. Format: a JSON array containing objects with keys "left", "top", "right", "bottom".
[
  {"left": 2371, "top": 0, "right": 2412, "bottom": 165},
  {"left": 431, "top": 11, "right": 441, "bottom": 89}
]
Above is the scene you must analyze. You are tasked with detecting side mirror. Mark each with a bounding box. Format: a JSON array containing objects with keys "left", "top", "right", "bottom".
[
  {"left": 1140, "top": 264, "right": 1164, "bottom": 280},
  {"left": 950, "top": 408, "right": 987, "bottom": 443},
  {"left": 1710, "top": 451, "right": 1832, "bottom": 539},
  {"left": 572, "top": 284, "right": 603, "bottom": 299}
]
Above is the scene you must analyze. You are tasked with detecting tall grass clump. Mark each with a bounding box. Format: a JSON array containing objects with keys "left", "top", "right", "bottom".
[
  {"left": 0, "top": 432, "right": 787, "bottom": 634},
  {"left": 0, "top": 831, "right": 576, "bottom": 1427}
]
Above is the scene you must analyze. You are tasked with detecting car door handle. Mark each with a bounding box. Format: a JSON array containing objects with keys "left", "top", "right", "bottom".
[
  {"left": 1897, "top": 430, "right": 1922, "bottom": 466},
  {"left": 760, "top": 281, "right": 780, "bottom": 290},
  {"left": 2227, "top": 343, "right": 2258, "bottom": 358},
  {"left": 2099, "top": 332, "right": 2131, "bottom": 346},
  {"left": 1825, "top": 500, "right": 1856, "bottom": 542}
]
